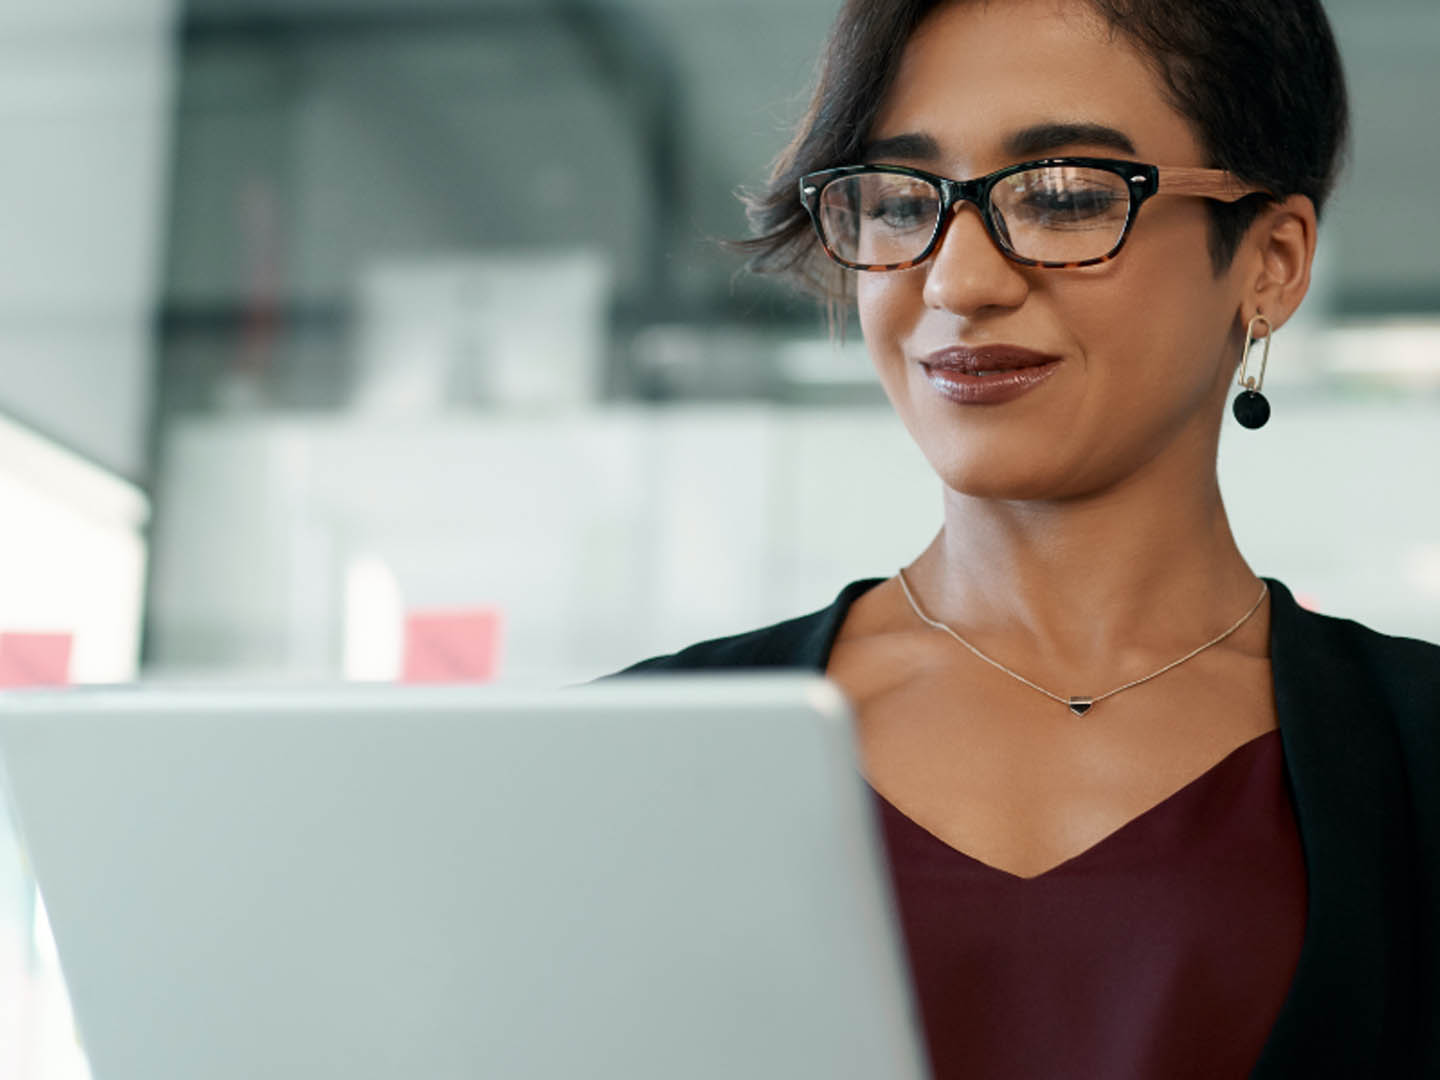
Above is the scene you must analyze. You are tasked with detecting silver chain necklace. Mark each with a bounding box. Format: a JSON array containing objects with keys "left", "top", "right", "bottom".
[{"left": 894, "top": 568, "right": 1269, "bottom": 717}]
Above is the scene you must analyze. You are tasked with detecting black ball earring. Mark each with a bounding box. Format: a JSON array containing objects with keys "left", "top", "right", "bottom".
[
  {"left": 1233, "top": 389, "right": 1270, "bottom": 429},
  {"left": 1233, "top": 314, "right": 1272, "bottom": 430}
]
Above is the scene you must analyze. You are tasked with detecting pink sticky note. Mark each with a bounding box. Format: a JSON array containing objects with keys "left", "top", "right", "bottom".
[
  {"left": 401, "top": 609, "right": 503, "bottom": 684},
  {"left": 0, "top": 633, "right": 74, "bottom": 687}
]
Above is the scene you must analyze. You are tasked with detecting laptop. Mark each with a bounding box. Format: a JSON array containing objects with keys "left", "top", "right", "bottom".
[{"left": 0, "top": 676, "right": 931, "bottom": 1080}]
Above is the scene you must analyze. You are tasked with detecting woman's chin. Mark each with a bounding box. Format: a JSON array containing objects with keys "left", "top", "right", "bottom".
[{"left": 928, "top": 457, "right": 1074, "bottom": 502}]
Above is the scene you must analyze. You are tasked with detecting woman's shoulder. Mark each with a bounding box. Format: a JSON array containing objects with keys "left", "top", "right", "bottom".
[
  {"left": 1269, "top": 577, "right": 1440, "bottom": 703},
  {"left": 1266, "top": 577, "right": 1440, "bottom": 786},
  {"left": 1347, "top": 623, "right": 1440, "bottom": 700},
  {"left": 601, "top": 577, "right": 888, "bottom": 679}
]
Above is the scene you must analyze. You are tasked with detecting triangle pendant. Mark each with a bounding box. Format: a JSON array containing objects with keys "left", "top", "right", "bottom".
[{"left": 1068, "top": 697, "right": 1094, "bottom": 717}]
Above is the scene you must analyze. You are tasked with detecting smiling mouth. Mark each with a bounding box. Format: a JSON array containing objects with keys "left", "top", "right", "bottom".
[
  {"left": 921, "top": 345, "right": 1064, "bottom": 375},
  {"left": 918, "top": 354, "right": 1062, "bottom": 405}
]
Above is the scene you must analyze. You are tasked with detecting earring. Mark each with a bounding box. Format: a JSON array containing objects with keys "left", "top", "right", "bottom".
[{"left": 1233, "top": 314, "right": 1272, "bottom": 429}]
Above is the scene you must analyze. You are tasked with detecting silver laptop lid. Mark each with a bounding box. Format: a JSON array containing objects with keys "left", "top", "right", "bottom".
[{"left": 0, "top": 676, "right": 930, "bottom": 1080}]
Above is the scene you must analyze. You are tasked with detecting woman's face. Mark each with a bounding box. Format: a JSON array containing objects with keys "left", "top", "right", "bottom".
[{"left": 857, "top": 0, "right": 1253, "bottom": 500}]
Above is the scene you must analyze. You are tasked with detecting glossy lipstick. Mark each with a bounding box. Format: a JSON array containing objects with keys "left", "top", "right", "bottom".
[{"left": 920, "top": 345, "right": 1062, "bottom": 405}]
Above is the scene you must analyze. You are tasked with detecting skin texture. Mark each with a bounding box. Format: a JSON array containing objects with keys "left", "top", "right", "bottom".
[{"left": 825, "top": 0, "right": 1319, "bottom": 879}]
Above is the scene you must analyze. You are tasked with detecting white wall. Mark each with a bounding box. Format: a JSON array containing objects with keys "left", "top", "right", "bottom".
[
  {"left": 0, "top": 0, "right": 176, "bottom": 479},
  {"left": 145, "top": 406, "right": 938, "bottom": 683},
  {"left": 0, "top": 415, "right": 150, "bottom": 683}
]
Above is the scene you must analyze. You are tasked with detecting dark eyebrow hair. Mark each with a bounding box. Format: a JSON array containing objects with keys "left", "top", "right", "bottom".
[
  {"left": 860, "top": 132, "right": 941, "bottom": 162},
  {"left": 1003, "top": 122, "right": 1138, "bottom": 158},
  {"left": 860, "top": 122, "right": 1138, "bottom": 165}
]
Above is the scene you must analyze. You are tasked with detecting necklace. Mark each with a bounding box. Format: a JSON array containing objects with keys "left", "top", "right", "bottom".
[{"left": 894, "top": 568, "right": 1269, "bottom": 717}]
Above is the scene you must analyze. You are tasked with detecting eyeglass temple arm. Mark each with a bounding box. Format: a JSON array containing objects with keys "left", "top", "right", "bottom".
[{"left": 1157, "top": 167, "right": 1273, "bottom": 203}]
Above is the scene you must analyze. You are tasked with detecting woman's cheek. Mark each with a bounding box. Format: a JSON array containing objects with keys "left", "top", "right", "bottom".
[{"left": 856, "top": 272, "right": 919, "bottom": 365}]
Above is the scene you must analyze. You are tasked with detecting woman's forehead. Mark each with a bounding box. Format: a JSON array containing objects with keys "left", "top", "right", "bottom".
[{"left": 868, "top": 0, "right": 1201, "bottom": 170}]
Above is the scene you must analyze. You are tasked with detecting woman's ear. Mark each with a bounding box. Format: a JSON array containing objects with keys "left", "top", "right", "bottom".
[{"left": 1242, "top": 194, "right": 1319, "bottom": 332}]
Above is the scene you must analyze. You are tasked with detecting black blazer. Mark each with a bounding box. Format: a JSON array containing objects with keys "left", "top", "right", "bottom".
[{"left": 612, "top": 577, "right": 1440, "bottom": 1077}]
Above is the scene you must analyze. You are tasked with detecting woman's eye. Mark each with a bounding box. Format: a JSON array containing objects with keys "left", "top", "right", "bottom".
[
  {"left": 866, "top": 195, "right": 937, "bottom": 230},
  {"left": 1016, "top": 187, "right": 1121, "bottom": 222}
]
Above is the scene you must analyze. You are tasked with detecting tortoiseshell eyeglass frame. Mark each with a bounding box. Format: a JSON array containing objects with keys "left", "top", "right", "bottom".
[{"left": 797, "top": 157, "right": 1273, "bottom": 271}]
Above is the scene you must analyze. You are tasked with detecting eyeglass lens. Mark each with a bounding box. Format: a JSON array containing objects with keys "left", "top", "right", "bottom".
[{"left": 816, "top": 165, "right": 1133, "bottom": 267}]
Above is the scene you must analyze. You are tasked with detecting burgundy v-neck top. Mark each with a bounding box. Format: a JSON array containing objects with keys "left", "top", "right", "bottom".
[{"left": 870, "top": 728, "right": 1308, "bottom": 1080}]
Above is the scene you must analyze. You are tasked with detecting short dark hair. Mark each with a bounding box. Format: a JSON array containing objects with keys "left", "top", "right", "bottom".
[{"left": 739, "top": 0, "right": 1350, "bottom": 300}]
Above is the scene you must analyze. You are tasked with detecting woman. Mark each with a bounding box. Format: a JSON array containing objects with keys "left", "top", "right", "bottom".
[{"left": 612, "top": 0, "right": 1439, "bottom": 1076}]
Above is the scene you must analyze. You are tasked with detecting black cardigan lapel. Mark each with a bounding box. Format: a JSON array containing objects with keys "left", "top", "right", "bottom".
[{"left": 1250, "top": 579, "right": 1419, "bottom": 1076}]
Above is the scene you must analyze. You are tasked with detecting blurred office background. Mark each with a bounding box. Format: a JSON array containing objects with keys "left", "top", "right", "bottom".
[{"left": 2, "top": 0, "right": 1439, "bottom": 1075}]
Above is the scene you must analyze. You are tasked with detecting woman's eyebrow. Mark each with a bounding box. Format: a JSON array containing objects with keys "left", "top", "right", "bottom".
[
  {"left": 860, "top": 123, "right": 1139, "bottom": 166},
  {"left": 1003, "top": 122, "right": 1138, "bottom": 158},
  {"left": 860, "top": 132, "right": 940, "bottom": 162}
]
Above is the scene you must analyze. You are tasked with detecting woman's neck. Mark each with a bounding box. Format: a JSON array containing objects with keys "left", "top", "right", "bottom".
[{"left": 911, "top": 460, "right": 1265, "bottom": 674}]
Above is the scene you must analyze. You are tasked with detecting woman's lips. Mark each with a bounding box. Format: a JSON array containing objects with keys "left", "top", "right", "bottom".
[
  {"left": 919, "top": 346, "right": 1064, "bottom": 405},
  {"left": 922, "top": 344, "right": 1062, "bottom": 373}
]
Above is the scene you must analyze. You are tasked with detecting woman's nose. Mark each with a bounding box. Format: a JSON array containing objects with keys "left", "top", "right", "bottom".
[{"left": 920, "top": 202, "right": 1030, "bottom": 316}]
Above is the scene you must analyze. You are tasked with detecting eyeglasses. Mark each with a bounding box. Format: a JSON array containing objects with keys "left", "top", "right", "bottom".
[{"left": 798, "top": 157, "right": 1270, "bottom": 271}]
